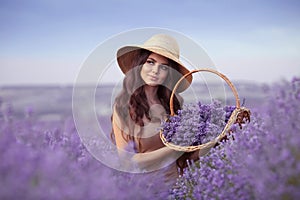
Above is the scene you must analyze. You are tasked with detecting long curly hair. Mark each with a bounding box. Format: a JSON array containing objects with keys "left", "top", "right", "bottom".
[{"left": 111, "top": 49, "right": 183, "bottom": 152}]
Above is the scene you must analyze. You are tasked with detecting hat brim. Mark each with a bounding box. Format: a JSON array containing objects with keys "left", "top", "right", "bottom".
[{"left": 117, "top": 45, "right": 192, "bottom": 93}]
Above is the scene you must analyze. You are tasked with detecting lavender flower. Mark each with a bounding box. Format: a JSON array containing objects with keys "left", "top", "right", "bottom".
[
  {"left": 0, "top": 76, "right": 299, "bottom": 200},
  {"left": 169, "top": 78, "right": 300, "bottom": 199},
  {"left": 161, "top": 100, "right": 234, "bottom": 146},
  {"left": 0, "top": 108, "right": 168, "bottom": 200}
]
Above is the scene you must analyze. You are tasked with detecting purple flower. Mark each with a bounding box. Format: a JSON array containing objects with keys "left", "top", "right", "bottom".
[
  {"left": 169, "top": 77, "right": 300, "bottom": 199},
  {"left": 161, "top": 99, "right": 235, "bottom": 146},
  {"left": 1, "top": 76, "right": 300, "bottom": 200}
]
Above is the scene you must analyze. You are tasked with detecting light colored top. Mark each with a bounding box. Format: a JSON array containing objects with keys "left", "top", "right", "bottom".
[{"left": 112, "top": 104, "right": 182, "bottom": 183}]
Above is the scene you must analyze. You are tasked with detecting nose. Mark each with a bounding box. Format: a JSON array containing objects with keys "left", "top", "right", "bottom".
[{"left": 151, "top": 64, "right": 159, "bottom": 74}]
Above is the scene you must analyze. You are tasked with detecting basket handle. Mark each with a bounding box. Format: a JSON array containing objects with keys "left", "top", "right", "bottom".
[{"left": 170, "top": 68, "right": 241, "bottom": 116}]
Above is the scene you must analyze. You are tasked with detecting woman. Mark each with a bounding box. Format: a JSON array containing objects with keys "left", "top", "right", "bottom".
[{"left": 111, "top": 34, "right": 197, "bottom": 183}]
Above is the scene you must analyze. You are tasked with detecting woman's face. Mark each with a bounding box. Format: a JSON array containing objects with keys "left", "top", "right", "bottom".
[{"left": 140, "top": 53, "right": 169, "bottom": 86}]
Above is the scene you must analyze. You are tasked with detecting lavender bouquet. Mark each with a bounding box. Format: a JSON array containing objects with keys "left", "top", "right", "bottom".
[{"left": 161, "top": 100, "right": 236, "bottom": 147}]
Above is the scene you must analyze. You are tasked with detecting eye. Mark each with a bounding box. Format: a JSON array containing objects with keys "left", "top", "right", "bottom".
[
  {"left": 159, "top": 65, "right": 169, "bottom": 71},
  {"left": 146, "top": 60, "right": 155, "bottom": 65}
]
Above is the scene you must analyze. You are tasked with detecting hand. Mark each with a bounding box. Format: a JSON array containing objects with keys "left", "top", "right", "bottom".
[{"left": 189, "top": 149, "right": 200, "bottom": 160}]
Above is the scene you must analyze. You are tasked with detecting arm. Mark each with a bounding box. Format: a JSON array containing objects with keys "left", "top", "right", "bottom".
[
  {"left": 112, "top": 110, "right": 182, "bottom": 171},
  {"left": 131, "top": 145, "right": 181, "bottom": 171}
]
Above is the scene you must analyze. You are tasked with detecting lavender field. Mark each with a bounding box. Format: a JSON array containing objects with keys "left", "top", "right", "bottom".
[{"left": 0, "top": 79, "right": 299, "bottom": 199}]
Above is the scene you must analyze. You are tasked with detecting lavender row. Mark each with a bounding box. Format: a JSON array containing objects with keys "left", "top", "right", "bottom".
[
  {"left": 0, "top": 108, "right": 170, "bottom": 199},
  {"left": 169, "top": 77, "right": 300, "bottom": 199},
  {"left": 0, "top": 77, "right": 299, "bottom": 199}
]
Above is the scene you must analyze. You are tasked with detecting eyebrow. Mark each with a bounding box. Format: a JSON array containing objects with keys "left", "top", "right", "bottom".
[{"left": 147, "top": 57, "right": 169, "bottom": 66}]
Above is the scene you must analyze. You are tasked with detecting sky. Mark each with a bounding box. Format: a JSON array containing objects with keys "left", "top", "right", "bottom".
[{"left": 1, "top": 0, "right": 300, "bottom": 85}]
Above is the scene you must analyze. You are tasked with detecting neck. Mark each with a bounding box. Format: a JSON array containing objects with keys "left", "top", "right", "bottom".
[{"left": 144, "top": 85, "right": 159, "bottom": 105}]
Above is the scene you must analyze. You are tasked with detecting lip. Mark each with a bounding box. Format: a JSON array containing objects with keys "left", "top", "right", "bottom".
[{"left": 148, "top": 75, "right": 158, "bottom": 81}]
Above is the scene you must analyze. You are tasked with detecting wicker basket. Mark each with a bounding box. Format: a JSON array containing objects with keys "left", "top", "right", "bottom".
[{"left": 160, "top": 68, "right": 251, "bottom": 152}]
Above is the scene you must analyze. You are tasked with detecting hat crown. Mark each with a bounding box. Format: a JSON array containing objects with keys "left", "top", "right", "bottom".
[{"left": 143, "top": 34, "right": 180, "bottom": 59}]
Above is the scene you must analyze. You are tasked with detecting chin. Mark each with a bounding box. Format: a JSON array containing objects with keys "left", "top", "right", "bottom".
[
  {"left": 147, "top": 83, "right": 159, "bottom": 87},
  {"left": 146, "top": 81, "right": 159, "bottom": 87}
]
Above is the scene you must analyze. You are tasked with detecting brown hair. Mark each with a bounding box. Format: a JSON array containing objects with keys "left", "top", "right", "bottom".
[{"left": 111, "top": 49, "right": 182, "bottom": 152}]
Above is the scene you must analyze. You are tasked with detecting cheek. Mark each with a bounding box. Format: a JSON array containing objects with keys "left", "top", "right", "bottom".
[
  {"left": 160, "top": 71, "right": 169, "bottom": 82},
  {"left": 140, "top": 65, "right": 148, "bottom": 80},
  {"left": 141, "top": 64, "right": 151, "bottom": 74}
]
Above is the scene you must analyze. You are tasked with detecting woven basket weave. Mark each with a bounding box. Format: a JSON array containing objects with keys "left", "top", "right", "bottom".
[{"left": 160, "top": 68, "right": 250, "bottom": 152}]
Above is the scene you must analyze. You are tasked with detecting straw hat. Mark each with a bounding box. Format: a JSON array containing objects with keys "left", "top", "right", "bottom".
[{"left": 116, "top": 34, "right": 192, "bottom": 92}]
